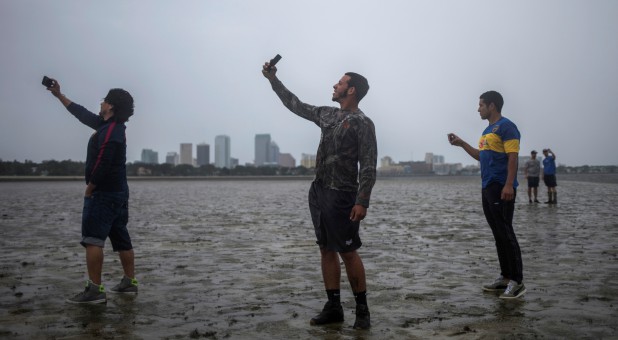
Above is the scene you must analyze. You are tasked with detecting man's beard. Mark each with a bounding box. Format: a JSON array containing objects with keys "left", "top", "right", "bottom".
[{"left": 332, "top": 90, "right": 347, "bottom": 102}]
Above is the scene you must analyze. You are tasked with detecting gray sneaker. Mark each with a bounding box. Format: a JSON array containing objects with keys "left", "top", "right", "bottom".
[
  {"left": 482, "top": 276, "right": 510, "bottom": 292},
  {"left": 110, "top": 276, "right": 138, "bottom": 294},
  {"left": 66, "top": 280, "right": 107, "bottom": 304},
  {"left": 499, "top": 280, "right": 527, "bottom": 299}
]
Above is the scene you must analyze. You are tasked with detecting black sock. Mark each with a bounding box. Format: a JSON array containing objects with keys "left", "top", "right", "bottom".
[
  {"left": 326, "top": 289, "right": 341, "bottom": 304},
  {"left": 354, "top": 291, "right": 367, "bottom": 306}
]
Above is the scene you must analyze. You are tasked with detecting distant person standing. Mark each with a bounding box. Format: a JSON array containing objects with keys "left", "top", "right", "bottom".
[
  {"left": 448, "top": 90, "right": 526, "bottom": 299},
  {"left": 262, "top": 61, "right": 377, "bottom": 329},
  {"left": 542, "top": 148, "right": 558, "bottom": 204},
  {"left": 46, "top": 78, "right": 138, "bottom": 304},
  {"left": 524, "top": 150, "right": 541, "bottom": 203}
]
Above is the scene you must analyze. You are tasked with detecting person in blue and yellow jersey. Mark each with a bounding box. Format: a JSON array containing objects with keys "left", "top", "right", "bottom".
[{"left": 448, "top": 90, "right": 526, "bottom": 299}]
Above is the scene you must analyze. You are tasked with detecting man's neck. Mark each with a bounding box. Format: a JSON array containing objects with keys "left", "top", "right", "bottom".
[
  {"left": 340, "top": 105, "right": 358, "bottom": 112},
  {"left": 488, "top": 113, "right": 502, "bottom": 125},
  {"left": 102, "top": 112, "right": 115, "bottom": 121},
  {"left": 339, "top": 99, "right": 359, "bottom": 112}
]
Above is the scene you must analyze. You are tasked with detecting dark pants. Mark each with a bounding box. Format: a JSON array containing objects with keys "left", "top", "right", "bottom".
[{"left": 481, "top": 182, "right": 523, "bottom": 283}]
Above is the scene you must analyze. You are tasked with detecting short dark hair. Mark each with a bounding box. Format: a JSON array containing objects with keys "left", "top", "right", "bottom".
[
  {"left": 345, "top": 72, "right": 369, "bottom": 102},
  {"left": 479, "top": 90, "right": 504, "bottom": 113},
  {"left": 105, "top": 88, "right": 134, "bottom": 123}
]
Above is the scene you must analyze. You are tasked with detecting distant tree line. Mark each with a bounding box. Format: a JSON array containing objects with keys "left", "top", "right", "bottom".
[
  {"left": 0, "top": 159, "right": 314, "bottom": 177},
  {"left": 556, "top": 164, "right": 618, "bottom": 174},
  {"left": 127, "top": 162, "right": 314, "bottom": 176},
  {"left": 1, "top": 159, "right": 616, "bottom": 177},
  {"left": 0, "top": 160, "right": 85, "bottom": 176}
]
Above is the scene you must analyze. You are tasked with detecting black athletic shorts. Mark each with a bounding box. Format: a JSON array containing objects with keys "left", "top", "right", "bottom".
[
  {"left": 543, "top": 174, "right": 557, "bottom": 187},
  {"left": 308, "top": 180, "right": 361, "bottom": 253},
  {"left": 527, "top": 176, "right": 539, "bottom": 188}
]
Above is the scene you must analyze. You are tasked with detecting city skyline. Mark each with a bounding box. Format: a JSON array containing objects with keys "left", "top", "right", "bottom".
[
  {"left": 139, "top": 138, "right": 551, "bottom": 176},
  {"left": 134, "top": 134, "right": 570, "bottom": 169},
  {"left": 138, "top": 134, "right": 460, "bottom": 168}
]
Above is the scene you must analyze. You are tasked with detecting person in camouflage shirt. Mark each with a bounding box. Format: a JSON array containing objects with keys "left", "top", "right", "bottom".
[{"left": 262, "top": 61, "right": 377, "bottom": 330}]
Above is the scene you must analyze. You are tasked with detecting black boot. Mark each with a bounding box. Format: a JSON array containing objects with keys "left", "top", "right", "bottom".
[
  {"left": 544, "top": 192, "right": 553, "bottom": 204},
  {"left": 552, "top": 192, "right": 557, "bottom": 204},
  {"left": 310, "top": 301, "right": 344, "bottom": 325},
  {"left": 353, "top": 304, "right": 371, "bottom": 330}
]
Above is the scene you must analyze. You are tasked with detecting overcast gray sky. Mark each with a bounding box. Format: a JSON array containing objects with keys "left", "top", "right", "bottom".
[{"left": 1, "top": 0, "right": 617, "bottom": 167}]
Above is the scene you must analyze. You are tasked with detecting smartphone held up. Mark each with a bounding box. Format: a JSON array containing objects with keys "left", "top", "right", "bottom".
[
  {"left": 267, "top": 54, "right": 282, "bottom": 71},
  {"left": 42, "top": 76, "right": 54, "bottom": 88}
]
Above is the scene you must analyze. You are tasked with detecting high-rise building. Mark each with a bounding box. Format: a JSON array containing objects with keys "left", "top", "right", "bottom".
[
  {"left": 180, "top": 143, "right": 193, "bottom": 165},
  {"left": 141, "top": 149, "right": 158, "bottom": 164},
  {"left": 254, "top": 134, "right": 271, "bottom": 166},
  {"left": 425, "top": 152, "right": 434, "bottom": 164},
  {"left": 197, "top": 143, "right": 210, "bottom": 166},
  {"left": 278, "top": 153, "right": 295, "bottom": 168},
  {"left": 166, "top": 152, "right": 179, "bottom": 165},
  {"left": 301, "top": 153, "right": 316, "bottom": 168},
  {"left": 269, "top": 141, "right": 280, "bottom": 165},
  {"left": 215, "top": 135, "right": 231, "bottom": 168}
]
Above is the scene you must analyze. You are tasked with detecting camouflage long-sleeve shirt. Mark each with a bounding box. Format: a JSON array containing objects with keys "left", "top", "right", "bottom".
[{"left": 270, "top": 78, "right": 377, "bottom": 207}]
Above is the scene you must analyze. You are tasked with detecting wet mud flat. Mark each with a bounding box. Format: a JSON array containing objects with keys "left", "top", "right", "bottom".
[{"left": 1, "top": 175, "right": 617, "bottom": 339}]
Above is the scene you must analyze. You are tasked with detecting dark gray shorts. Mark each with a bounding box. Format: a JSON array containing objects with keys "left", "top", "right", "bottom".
[
  {"left": 527, "top": 176, "right": 540, "bottom": 188},
  {"left": 308, "top": 181, "right": 361, "bottom": 253}
]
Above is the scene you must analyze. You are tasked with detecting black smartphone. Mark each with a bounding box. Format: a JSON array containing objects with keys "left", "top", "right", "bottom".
[
  {"left": 268, "top": 54, "right": 282, "bottom": 70},
  {"left": 42, "top": 76, "right": 54, "bottom": 87}
]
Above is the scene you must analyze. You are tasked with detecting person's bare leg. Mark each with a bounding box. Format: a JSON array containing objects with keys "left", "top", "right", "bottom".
[
  {"left": 118, "top": 249, "right": 135, "bottom": 278},
  {"left": 339, "top": 250, "right": 366, "bottom": 293},
  {"left": 86, "top": 245, "right": 104, "bottom": 284},
  {"left": 533, "top": 187, "right": 538, "bottom": 201},
  {"left": 320, "top": 248, "right": 340, "bottom": 290}
]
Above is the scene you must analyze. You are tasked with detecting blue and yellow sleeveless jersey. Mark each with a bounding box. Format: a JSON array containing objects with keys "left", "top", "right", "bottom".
[{"left": 478, "top": 117, "right": 520, "bottom": 189}]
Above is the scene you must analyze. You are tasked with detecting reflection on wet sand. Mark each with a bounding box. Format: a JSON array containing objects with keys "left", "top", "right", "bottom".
[{"left": 0, "top": 176, "right": 617, "bottom": 338}]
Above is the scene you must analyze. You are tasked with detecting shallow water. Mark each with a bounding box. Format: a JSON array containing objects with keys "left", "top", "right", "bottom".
[{"left": 1, "top": 176, "right": 617, "bottom": 339}]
